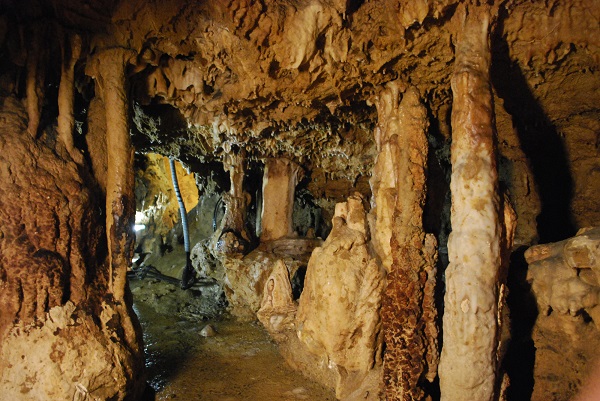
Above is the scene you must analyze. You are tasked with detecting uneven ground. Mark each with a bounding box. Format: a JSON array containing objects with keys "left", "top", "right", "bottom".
[{"left": 130, "top": 279, "right": 336, "bottom": 401}]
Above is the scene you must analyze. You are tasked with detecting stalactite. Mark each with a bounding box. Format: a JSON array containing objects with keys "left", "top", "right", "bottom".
[
  {"left": 86, "top": 47, "right": 136, "bottom": 302},
  {"left": 438, "top": 6, "right": 503, "bottom": 401},
  {"left": 375, "top": 83, "right": 439, "bottom": 400},
  {"left": 25, "top": 24, "right": 45, "bottom": 138},
  {"left": 57, "top": 30, "right": 82, "bottom": 163},
  {"left": 260, "top": 158, "right": 303, "bottom": 242}
]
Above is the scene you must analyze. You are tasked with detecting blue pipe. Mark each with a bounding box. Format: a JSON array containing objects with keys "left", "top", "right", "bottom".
[{"left": 169, "top": 158, "right": 194, "bottom": 289}]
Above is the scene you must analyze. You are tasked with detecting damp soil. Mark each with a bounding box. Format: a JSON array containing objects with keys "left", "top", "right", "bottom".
[{"left": 130, "top": 279, "right": 336, "bottom": 401}]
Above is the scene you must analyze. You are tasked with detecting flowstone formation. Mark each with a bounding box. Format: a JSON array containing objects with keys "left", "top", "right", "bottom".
[
  {"left": 526, "top": 226, "right": 600, "bottom": 321},
  {"left": 257, "top": 194, "right": 385, "bottom": 400},
  {"left": 0, "top": 96, "right": 144, "bottom": 400},
  {"left": 371, "top": 82, "right": 439, "bottom": 400},
  {"left": 526, "top": 227, "right": 600, "bottom": 401}
]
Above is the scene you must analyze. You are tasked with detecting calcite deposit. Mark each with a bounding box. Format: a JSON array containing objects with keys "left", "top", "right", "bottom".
[
  {"left": 1, "top": 0, "right": 599, "bottom": 400},
  {"left": 526, "top": 227, "right": 600, "bottom": 323},
  {"left": 212, "top": 150, "right": 252, "bottom": 255},
  {"left": 296, "top": 194, "right": 385, "bottom": 398},
  {"left": 260, "top": 158, "right": 303, "bottom": 242},
  {"left": 257, "top": 259, "right": 297, "bottom": 337},
  {"left": 0, "top": 96, "right": 144, "bottom": 400},
  {"left": 372, "top": 82, "right": 439, "bottom": 400},
  {"left": 438, "top": 6, "right": 503, "bottom": 401}
]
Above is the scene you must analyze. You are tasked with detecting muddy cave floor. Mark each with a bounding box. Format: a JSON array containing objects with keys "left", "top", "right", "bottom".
[{"left": 129, "top": 277, "right": 336, "bottom": 401}]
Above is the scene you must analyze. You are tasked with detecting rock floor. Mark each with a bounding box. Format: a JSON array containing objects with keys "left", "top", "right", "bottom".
[{"left": 130, "top": 279, "right": 336, "bottom": 401}]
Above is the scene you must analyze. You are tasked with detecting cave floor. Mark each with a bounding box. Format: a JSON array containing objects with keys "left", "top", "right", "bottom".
[{"left": 131, "top": 280, "right": 336, "bottom": 401}]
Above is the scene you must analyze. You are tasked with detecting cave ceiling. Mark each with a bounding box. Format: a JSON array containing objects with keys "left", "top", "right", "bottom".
[{"left": 7, "top": 0, "right": 600, "bottom": 181}]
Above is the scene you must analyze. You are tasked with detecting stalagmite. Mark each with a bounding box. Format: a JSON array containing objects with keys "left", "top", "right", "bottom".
[
  {"left": 438, "top": 7, "right": 503, "bottom": 401},
  {"left": 87, "top": 48, "right": 137, "bottom": 302},
  {"left": 257, "top": 259, "right": 297, "bottom": 338},
  {"left": 260, "top": 158, "right": 302, "bottom": 241},
  {"left": 374, "top": 83, "right": 439, "bottom": 400},
  {"left": 212, "top": 150, "right": 251, "bottom": 255},
  {"left": 296, "top": 194, "right": 384, "bottom": 399},
  {"left": 57, "top": 31, "right": 82, "bottom": 162}
]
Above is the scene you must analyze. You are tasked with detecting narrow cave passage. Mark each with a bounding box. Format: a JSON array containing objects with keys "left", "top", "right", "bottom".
[{"left": 130, "top": 153, "right": 335, "bottom": 400}]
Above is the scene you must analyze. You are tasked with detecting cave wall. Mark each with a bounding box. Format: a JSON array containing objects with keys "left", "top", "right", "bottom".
[
  {"left": 0, "top": 96, "right": 144, "bottom": 399},
  {"left": 0, "top": 16, "right": 146, "bottom": 400}
]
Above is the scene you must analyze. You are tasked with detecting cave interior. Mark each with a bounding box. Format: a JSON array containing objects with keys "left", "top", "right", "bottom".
[{"left": 0, "top": 0, "right": 599, "bottom": 400}]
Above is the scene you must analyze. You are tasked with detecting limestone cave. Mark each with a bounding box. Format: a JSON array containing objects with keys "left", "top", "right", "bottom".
[{"left": 1, "top": 0, "right": 599, "bottom": 400}]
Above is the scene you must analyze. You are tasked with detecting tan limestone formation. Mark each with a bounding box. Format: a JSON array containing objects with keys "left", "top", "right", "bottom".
[
  {"left": 87, "top": 47, "right": 137, "bottom": 302},
  {"left": 25, "top": 24, "right": 45, "bottom": 138},
  {"left": 526, "top": 228, "right": 600, "bottom": 401},
  {"left": 369, "top": 81, "right": 403, "bottom": 272},
  {"left": 296, "top": 194, "right": 385, "bottom": 399},
  {"left": 212, "top": 150, "right": 252, "bottom": 255},
  {"left": 438, "top": 6, "right": 504, "bottom": 401},
  {"left": 0, "top": 95, "right": 144, "bottom": 400},
  {"left": 85, "top": 97, "right": 109, "bottom": 195},
  {"left": 526, "top": 226, "right": 600, "bottom": 322},
  {"left": 260, "top": 158, "right": 303, "bottom": 241},
  {"left": 57, "top": 30, "right": 82, "bottom": 163},
  {"left": 373, "top": 83, "right": 439, "bottom": 400},
  {"left": 257, "top": 259, "right": 297, "bottom": 339}
]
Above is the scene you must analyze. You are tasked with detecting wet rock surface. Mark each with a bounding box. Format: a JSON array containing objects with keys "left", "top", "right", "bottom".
[{"left": 131, "top": 282, "right": 336, "bottom": 401}]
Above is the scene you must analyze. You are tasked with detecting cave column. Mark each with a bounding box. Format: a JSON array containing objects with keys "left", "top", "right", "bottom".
[
  {"left": 212, "top": 150, "right": 252, "bottom": 254},
  {"left": 372, "top": 82, "right": 439, "bottom": 400},
  {"left": 260, "top": 158, "right": 302, "bottom": 241},
  {"left": 438, "top": 7, "right": 503, "bottom": 401},
  {"left": 87, "top": 48, "right": 136, "bottom": 302}
]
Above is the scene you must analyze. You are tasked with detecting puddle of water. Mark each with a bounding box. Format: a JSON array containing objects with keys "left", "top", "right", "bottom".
[{"left": 132, "top": 290, "right": 336, "bottom": 401}]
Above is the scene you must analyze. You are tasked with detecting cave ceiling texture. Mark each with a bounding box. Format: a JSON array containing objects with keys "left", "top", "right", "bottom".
[{"left": 6, "top": 0, "right": 599, "bottom": 192}]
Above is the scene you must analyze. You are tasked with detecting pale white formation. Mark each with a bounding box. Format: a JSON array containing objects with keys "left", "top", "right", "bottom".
[
  {"left": 260, "top": 158, "right": 303, "bottom": 241},
  {"left": 257, "top": 259, "right": 297, "bottom": 337},
  {"left": 526, "top": 226, "right": 600, "bottom": 325},
  {"left": 296, "top": 194, "right": 385, "bottom": 398},
  {"left": 369, "top": 81, "right": 405, "bottom": 273},
  {"left": 438, "top": 7, "right": 504, "bottom": 401}
]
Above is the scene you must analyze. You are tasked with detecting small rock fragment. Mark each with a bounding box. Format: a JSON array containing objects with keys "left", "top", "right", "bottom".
[{"left": 199, "top": 324, "right": 217, "bottom": 337}]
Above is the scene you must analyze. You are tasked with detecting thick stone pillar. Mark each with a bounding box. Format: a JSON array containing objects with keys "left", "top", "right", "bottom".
[
  {"left": 260, "top": 158, "right": 302, "bottom": 241},
  {"left": 212, "top": 150, "right": 251, "bottom": 255},
  {"left": 88, "top": 48, "right": 137, "bottom": 302},
  {"left": 438, "top": 7, "right": 503, "bottom": 401},
  {"left": 375, "top": 83, "right": 439, "bottom": 400}
]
